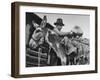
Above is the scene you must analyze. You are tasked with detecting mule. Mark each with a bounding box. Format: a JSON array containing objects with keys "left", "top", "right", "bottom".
[
  {"left": 29, "top": 16, "right": 81, "bottom": 65},
  {"left": 29, "top": 16, "right": 69, "bottom": 65}
]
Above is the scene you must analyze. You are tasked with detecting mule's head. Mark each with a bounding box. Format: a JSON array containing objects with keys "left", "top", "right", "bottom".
[
  {"left": 29, "top": 16, "right": 48, "bottom": 49},
  {"left": 29, "top": 28, "right": 45, "bottom": 49}
]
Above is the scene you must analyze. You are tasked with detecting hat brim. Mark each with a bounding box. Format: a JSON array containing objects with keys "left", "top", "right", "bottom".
[{"left": 54, "top": 23, "right": 64, "bottom": 26}]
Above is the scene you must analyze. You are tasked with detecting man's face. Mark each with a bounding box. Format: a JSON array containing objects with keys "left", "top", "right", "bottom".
[{"left": 56, "top": 25, "right": 63, "bottom": 31}]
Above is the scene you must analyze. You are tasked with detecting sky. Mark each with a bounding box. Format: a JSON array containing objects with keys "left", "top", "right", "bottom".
[{"left": 35, "top": 12, "right": 90, "bottom": 39}]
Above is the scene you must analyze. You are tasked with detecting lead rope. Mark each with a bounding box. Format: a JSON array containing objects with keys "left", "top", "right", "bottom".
[
  {"left": 38, "top": 48, "right": 42, "bottom": 66},
  {"left": 47, "top": 46, "right": 51, "bottom": 65}
]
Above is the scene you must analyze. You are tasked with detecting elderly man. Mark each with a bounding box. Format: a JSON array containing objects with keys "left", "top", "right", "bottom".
[{"left": 48, "top": 18, "right": 78, "bottom": 65}]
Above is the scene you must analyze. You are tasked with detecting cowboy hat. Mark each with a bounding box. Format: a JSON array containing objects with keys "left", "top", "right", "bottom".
[{"left": 54, "top": 18, "right": 64, "bottom": 26}]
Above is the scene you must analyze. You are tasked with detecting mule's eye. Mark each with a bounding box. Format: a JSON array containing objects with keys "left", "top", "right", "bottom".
[
  {"left": 35, "top": 29, "right": 41, "bottom": 33},
  {"left": 48, "top": 30, "right": 51, "bottom": 34}
]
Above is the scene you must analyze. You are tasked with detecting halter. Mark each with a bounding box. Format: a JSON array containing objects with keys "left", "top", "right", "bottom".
[{"left": 31, "top": 28, "right": 44, "bottom": 45}]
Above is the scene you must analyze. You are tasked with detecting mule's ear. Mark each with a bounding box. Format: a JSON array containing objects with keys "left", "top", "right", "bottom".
[
  {"left": 43, "top": 15, "right": 47, "bottom": 22},
  {"left": 39, "top": 15, "right": 47, "bottom": 28},
  {"left": 42, "top": 15, "right": 47, "bottom": 25}
]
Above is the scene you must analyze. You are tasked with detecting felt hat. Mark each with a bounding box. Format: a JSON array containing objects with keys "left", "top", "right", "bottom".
[{"left": 54, "top": 18, "right": 64, "bottom": 26}]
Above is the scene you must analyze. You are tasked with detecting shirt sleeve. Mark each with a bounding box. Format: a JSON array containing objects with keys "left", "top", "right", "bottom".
[{"left": 54, "top": 28, "right": 70, "bottom": 36}]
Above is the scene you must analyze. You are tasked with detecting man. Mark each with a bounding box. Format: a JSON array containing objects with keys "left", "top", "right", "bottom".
[{"left": 50, "top": 18, "right": 78, "bottom": 65}]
